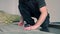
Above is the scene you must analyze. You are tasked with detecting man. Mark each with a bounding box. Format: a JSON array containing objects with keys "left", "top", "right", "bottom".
[{"left": 18, "top": 0, "right": 50, "bottom": 32}]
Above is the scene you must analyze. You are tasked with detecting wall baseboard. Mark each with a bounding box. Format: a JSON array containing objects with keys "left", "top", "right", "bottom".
[
  {"left": 50, "top": 22, "right": 60, "bottom": 25},
  {"left": 49, "top": 22, "right": 60, "bottom": 29}
]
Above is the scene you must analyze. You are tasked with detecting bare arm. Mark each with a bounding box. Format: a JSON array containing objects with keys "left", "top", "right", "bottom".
[{"left": 33, "top": 6, "right": 48, "bottom": 28}]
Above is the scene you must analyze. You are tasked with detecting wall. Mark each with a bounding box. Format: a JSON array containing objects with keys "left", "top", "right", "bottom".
[
  {"left": 46, "top": 0, "right": 60, "bottom": 22},
  {"left": 0, "top": 0, "right": 20, "bottom": 15}
]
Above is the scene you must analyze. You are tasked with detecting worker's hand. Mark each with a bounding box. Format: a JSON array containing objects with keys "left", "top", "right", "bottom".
[
  {"left": 18, "top": 21, "right": 24, "bottom": 26},
  {"left": 24, "top": 25, "right": 39, "bottom": 30}
]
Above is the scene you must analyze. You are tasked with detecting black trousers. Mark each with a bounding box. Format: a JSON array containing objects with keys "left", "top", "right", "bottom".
[{"left": 18, "top": 1, "right": 50, "bottom": 29}]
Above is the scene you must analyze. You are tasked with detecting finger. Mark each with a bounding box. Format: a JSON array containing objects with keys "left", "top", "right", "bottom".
[{"left": 24, "top": 27, "right": 31, "bottom": 30}]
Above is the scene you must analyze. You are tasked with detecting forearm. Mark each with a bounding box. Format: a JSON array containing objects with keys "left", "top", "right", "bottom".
[
  {"left": 35, "top": 12, "right": 48, "bottom": 27},
  {"left": 34, "top": 6, "right": 48, "bottom": 28}
]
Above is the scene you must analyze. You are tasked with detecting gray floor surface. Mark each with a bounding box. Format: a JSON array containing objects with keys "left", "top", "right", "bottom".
[{"left": 0, "top": 22, "right": 60, "bottom": 34}]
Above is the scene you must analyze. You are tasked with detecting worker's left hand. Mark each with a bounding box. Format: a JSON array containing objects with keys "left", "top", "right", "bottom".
[{"left": 24, "top": 25, "right": 38, "bottom": 30}]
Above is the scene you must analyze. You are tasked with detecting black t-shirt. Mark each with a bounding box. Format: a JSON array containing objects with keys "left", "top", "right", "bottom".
[
  {"left": 19, "top": 0, "right": 46, "bottom": 9},
  {"left": 19, "top": 0, "right": 47, "bottom": 18},
  {"left": 37, "top": 0, "right": 46, "bottom": 8}
]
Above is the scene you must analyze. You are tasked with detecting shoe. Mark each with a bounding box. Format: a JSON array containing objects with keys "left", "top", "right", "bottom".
[{"left": 40, "top": 28, "right": 49, "bottom": 32}]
